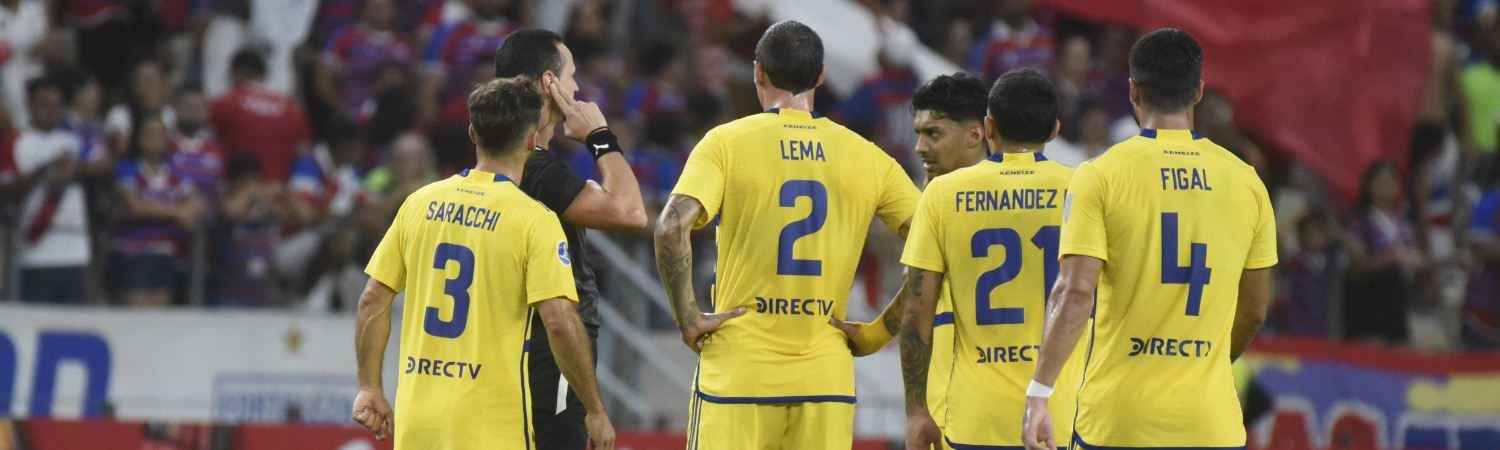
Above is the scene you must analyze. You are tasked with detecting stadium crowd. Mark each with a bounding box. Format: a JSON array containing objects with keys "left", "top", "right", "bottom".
[{"left": 0, "top": 0, "right": 1497, "bottom": 351}]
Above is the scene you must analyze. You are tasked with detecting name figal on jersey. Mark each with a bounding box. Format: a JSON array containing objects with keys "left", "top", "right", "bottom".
[
  {"left": 975, "top": 344, "right": 1039, "bottom": 364},
  {"left": 753, "top": 296, "right": 834, "bottom": 316},
  {"left": 405, "top": 356, "right": 483, "bottom": 379},
  {"left": 779, "top": 139, "right": 826, "bottom": 161},
  {"left": 1129, "top": 337, "right": 1213, "bottom": 357},
  {"left": 953, "top": 188, "right": 1060, "bottom": 212},
  {"left": 425, "top": 200, "right": 502, "bottom": 231},
  {"left": 1160, "top": 167, "right": 1213, "bottom": 191}
]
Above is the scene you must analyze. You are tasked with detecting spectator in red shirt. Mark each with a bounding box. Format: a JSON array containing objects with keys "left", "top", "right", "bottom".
[{"left": 211, "top": 49, "right": 312, "bottom": 182}]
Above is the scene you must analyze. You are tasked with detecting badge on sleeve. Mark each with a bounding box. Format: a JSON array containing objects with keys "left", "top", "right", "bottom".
[{"left": 557, "top": 240, "right": 572, "bottom": 267}]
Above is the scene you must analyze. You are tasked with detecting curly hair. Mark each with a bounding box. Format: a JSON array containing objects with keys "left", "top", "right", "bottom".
[{"left": 911, "top": 72, "right": 987, "bottom": 123}]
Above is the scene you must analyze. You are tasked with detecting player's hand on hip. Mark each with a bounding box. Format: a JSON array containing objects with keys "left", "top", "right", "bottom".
[
  {"left": 545, "top": 78, "right": 607, "bottom": 142},
  {"left": 351, "top": 387, "right": 394, "bottom": 440},
  {"left": 680, "top": 307, "right": 747, "bottom": 353},
  {"left": 1022, "top": 396, "right": 1054, "bottom": 450},
  {"left": 905, "top": 409, "right": 943, "bottom": 450},
  {"left": 585, "top": 411, "right": 616, "bottom": 450}
]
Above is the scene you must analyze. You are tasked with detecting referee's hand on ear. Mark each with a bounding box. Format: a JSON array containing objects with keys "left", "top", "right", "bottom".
[{"left": 546, "top": 78, "right": 608, "bottom": 142}]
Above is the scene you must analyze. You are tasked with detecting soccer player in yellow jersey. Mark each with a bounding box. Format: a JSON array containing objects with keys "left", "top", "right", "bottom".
[
  {"left": 351, "top": 77, "right": 615, "bottom": 450},
  {"left": 1023, "top": 29, "right": 1275, "bottom": 450},
  {"left": 831, "top": 72, "right": 992, "bottom": 439},
  {"left": 899, "top": 69, "right": 1083, "bottom": 450},
  {"left": 654, "top": 21, "right": 920, "bottom": 449}
]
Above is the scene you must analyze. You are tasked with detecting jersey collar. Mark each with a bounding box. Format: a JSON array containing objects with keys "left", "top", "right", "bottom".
[
  {"left": 459, "top": 168, "right": 514, "bottom": 184},
  {"left": 1139, "top": 129, "right": 1203, "bottom": 140},
  {"left": 987, "top": 151, "right": 1049, "bottom": 164},
  {"left": 764, "top": 108, "right": 822, "bottom": 119}
]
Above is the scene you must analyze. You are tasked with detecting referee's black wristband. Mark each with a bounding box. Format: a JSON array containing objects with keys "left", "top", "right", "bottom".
[{"left": 585, "top": 127, "right": 623, "bottom": 161}]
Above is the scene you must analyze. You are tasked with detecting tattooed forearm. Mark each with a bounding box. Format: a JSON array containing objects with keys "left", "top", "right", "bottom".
[
  {"left": 654, "top": 195, "right": 705, "bottom": 327},
  {"left": 898, "top": 269, "right": 941, "bottom": 414},
  {"left": 880, "top": 285, "right": 904, "bottom": 336}
]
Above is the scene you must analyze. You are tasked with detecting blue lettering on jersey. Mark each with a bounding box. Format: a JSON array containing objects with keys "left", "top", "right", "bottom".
[
  {"left": 1128, "top": 337, "right": 1212, "bottom": 357},
  {"left": 405, "top": 355, "right": 483, "bottom": 379},
  {"left": 425, "top": 201, "right": 502, "bottom": 231},
  {"left": 1160, "top": 167, "right": 1213, "bottom": 191},
  {"left": 779, "top": 140, "right": 826, "bottom": 161},
  {"left": 953, "top": 189, "right": 1060, "bottom": 212},
  {"left": 975, "top": 345, "right": 1039, "bottom": 363},
  {"left": 753, "top": 296, "right": 834, "bottom": 316}
]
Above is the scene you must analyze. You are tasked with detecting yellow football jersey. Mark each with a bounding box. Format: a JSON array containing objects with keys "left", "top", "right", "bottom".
[
  {"left": 672, "top": 108, "right": 920, "bottom": 401},
  {"left": 1061, "top": 129, "right": 1276, "bottom": 448},
  {"left": 928, "top": 286, "right": 953, "bottom": 431},
  {"left": 901, "top": 152, "right": 1084, "bottom": 448},
  {"left": 366, "top": 168, "right": 579, "bottom": 449}
]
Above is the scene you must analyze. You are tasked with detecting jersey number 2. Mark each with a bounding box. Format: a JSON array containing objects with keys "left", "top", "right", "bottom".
[
  {"left": 971, "top": 226, "right": 1060, "bottom": 325},
  {"left": 1161, "top": 212, "right": 1212, "bottom": 316},
  {"left": 777, "top": 180, "right": 828, "bottom": 276},
  {"left": 425, "top": 243, "right": 475, "bottom": 338}
]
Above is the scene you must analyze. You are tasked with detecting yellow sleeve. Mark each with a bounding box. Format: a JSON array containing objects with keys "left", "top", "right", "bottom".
[
  {"left": 1059, "top": 162, "right": 1109, "bottom": 261},
  {"left": 876, "top": 156, "right": 921, "bottom": 235},
  {"left": 1245, "top": 179, "right": 1279, "bottom": 269},
  {"left": 365, "top": 198, "right": 410, "bottom": 291},
  {"left": 900, "top": 185, "right": 946, "bottom": 273},
  {"left": 525, "top": 214, "right": 580, "bottom": 305},
  {"left": 671, "top": 130, "right": 727, "bottom": 229}
]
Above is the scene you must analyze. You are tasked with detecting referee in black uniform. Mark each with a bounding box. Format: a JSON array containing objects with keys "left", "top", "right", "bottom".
[{"left": 494, "top": 30, "right": 648, "bottom": 449}]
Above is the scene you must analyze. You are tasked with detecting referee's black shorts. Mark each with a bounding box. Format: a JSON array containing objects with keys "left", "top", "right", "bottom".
[{"left": 528, "top": 313, "right": 599, "bottom": 450}]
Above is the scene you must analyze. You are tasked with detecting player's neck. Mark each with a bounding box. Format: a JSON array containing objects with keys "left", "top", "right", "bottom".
[
  {"left": 473, "top": 151, "right": 527, "bottom": 184},
  {"left": 759, "top": 89, "right": 815, "bottom": 113},
  {"left": 535, "top": 124, "right": 556, "bottom": 149},
  {"left": 1137, "top": 112, "right": 1194, "bottom": 131},
  {"left": 990, "top": 139, "right": 1044, "bottom": 154}
]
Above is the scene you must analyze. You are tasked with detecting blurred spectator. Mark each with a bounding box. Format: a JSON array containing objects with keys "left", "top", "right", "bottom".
[
  {"left": 1046, "top": 100, "right": 1111, "bottom": 168},
  {"left": 1273, "top": 211, "right": 1347, "bottom": 338},
  {"left": 106, "top": 60, "right": 177, "bottom": 153},
  {"left": 1054, "top": 36, "right": 1091, "bottom": 124},
  {"left": 363, "top": 62, "right": 419, "bottom": 150},
  {"left": 283, "top": 120, "right": 369, "bottom": 301},
  {"left": 1411, "top": 0, "right": 1467, "bottom": 262},
  {"left": 967, "top": 0, "right": 1054, "bottom": 83},
  {"left": 170, "top": 88, "right": 226, "bottom": 203},
  {"left": 214, "top": 154, "right": 288, "bottom": 306},
  {"left": 1467, "top": 169, "right": 1500, "bottom": 349},
  {"left": 67, "top": 0, "right": 161, "bottom": 97},
  {"left": 631, "top": 113, "right": 687, "bottom": 209},
  {"left": 1461, "top": 23, "right": 1500, "bottom": 171},
  {"left": 0, "top": 0, "right": 48, "bottom": 129},
  {"left": 362, "top": 132, "right": 434, "bottom": 221},
  {"left": 941, "top": 18, "right": 974, "bottom": 66},
  {"left": 1093, "top": 26, "right": 1135, "bottom": 119},
  {"left": 211, "top": 50, "right": 312, "bottom": 182},
  {"left": 112, "top": 115, "right": 204, "bottom": 307},
  {"left": 1196, "top": 90, "right": 1268, "bottom": 173},
  {"left": 315, "top": 0, "right": 414, "bottom": 123},
  {"left": 64, "top": 74, "right": 107, "bottom": 160},
  {"left": 420, "top": 0, "right": 514, "bottom": 128},
  {"left": 1344, "top": 161, "right": 1422, "bottom": 344},
  {"left": 11, "top": 78, "right": 93, "bottom": 304},
  {"left": 836, "top": 47, "right": 919, "bottom": 176},
  {"left": 623, "top": 40, "right": 688, "bottom": 120}
]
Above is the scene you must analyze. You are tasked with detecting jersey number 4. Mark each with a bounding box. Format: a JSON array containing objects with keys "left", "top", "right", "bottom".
[
  {"left": 971, "top": 226, "right": 1060, "bottom": 325},
  {"left": 1161, "top": 212, "right": 1212, "bottom": 316},
  {"left": 777, "top": 180, "right": 828, "bottom": 276},
  {"left": 426, "top": 243, "right": 475, "bottom": 338}
]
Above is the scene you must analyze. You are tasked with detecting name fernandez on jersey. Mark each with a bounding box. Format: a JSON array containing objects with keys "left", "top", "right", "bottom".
[{"left": 953, "top": 188, "right": 1060, "bottom": 212}]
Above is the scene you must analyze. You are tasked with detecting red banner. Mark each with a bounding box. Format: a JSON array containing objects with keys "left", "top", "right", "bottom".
[{"left": 1039, "top": 0, "right": 1431, "bottom": 203}]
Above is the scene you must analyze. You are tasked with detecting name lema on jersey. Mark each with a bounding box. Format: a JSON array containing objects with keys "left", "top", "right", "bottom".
[
  {"left": 953, "top": 188, "right": 1060, "bottom": 212},
  {"left": 779, "top": 139, "right": 826, "bottom": 162},
  {"left": 425, "top": 200, "right": 503, "bottom": 231}
]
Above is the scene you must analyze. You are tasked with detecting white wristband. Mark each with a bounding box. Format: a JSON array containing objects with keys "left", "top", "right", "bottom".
[{"left": 1026, "top": 380, "right": 1055, "bottom": 398}]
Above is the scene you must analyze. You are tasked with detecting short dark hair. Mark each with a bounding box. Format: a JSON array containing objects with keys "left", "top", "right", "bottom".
[
  {"left": 468, "top": 77, "right": 542, "bottom": 155},
  {"left": 230, "top": 49, "right": 268, "bottom": 79},
  {"left": 1129, "top": 28, "right": 1203, "bottom": 113},
  {"left": 911, "top": 72, "right": 987, "bottom": 123},
  {"left": 494, "top": 29, "right": 565, "bottom": 78},
  {"left": 754, "top": 21, "right": 824, "bottom": 95},
  {"left": 987, "top": 68, "right": 1059, "bottom": 144}
]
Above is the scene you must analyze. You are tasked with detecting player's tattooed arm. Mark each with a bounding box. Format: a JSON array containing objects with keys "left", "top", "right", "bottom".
[
  {"left": 898, "top": 268, "right": 943, "bottom": 413},
  {"left": 654, "top": 194, "right": 744, "bottom": 352}
]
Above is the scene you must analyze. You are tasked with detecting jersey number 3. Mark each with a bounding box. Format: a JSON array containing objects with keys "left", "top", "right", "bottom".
[
  {"left": 1161, "top": 212, "right": 1212, "bottom": 316},
  {"left": 426, "top": 243, "right": 475, "bottom": 338},
  {"left": 777, "top": 180, "right": 828, "bottom": 276},
  {"left": 971, "top": 226, "right": 1060, "bottom": 325}
]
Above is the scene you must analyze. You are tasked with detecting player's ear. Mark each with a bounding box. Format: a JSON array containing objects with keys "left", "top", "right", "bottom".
[
  {"left": 468, "top": 125, "right": 479, "bottom": 147},
  {"left": 968, "top": 121, "right": 985, "bottom": 148},
  {"left": 752, "top": 62, "right": 766, "bottom": 88},
  {"left": 1047, "top": 119, "right": 1061, "bottom": 143},
  {"left": 1127, "top": 79, "right": 1141, "bottom": 109},
  {"left": 1191, "top": 80, "right": 1205, "bottom": 107},
  {"left": 984, "top": 115, "right": 998, "bottom": 144},
  {"left": 815, "top": 67, "right": 826, "bottom": 88}
]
